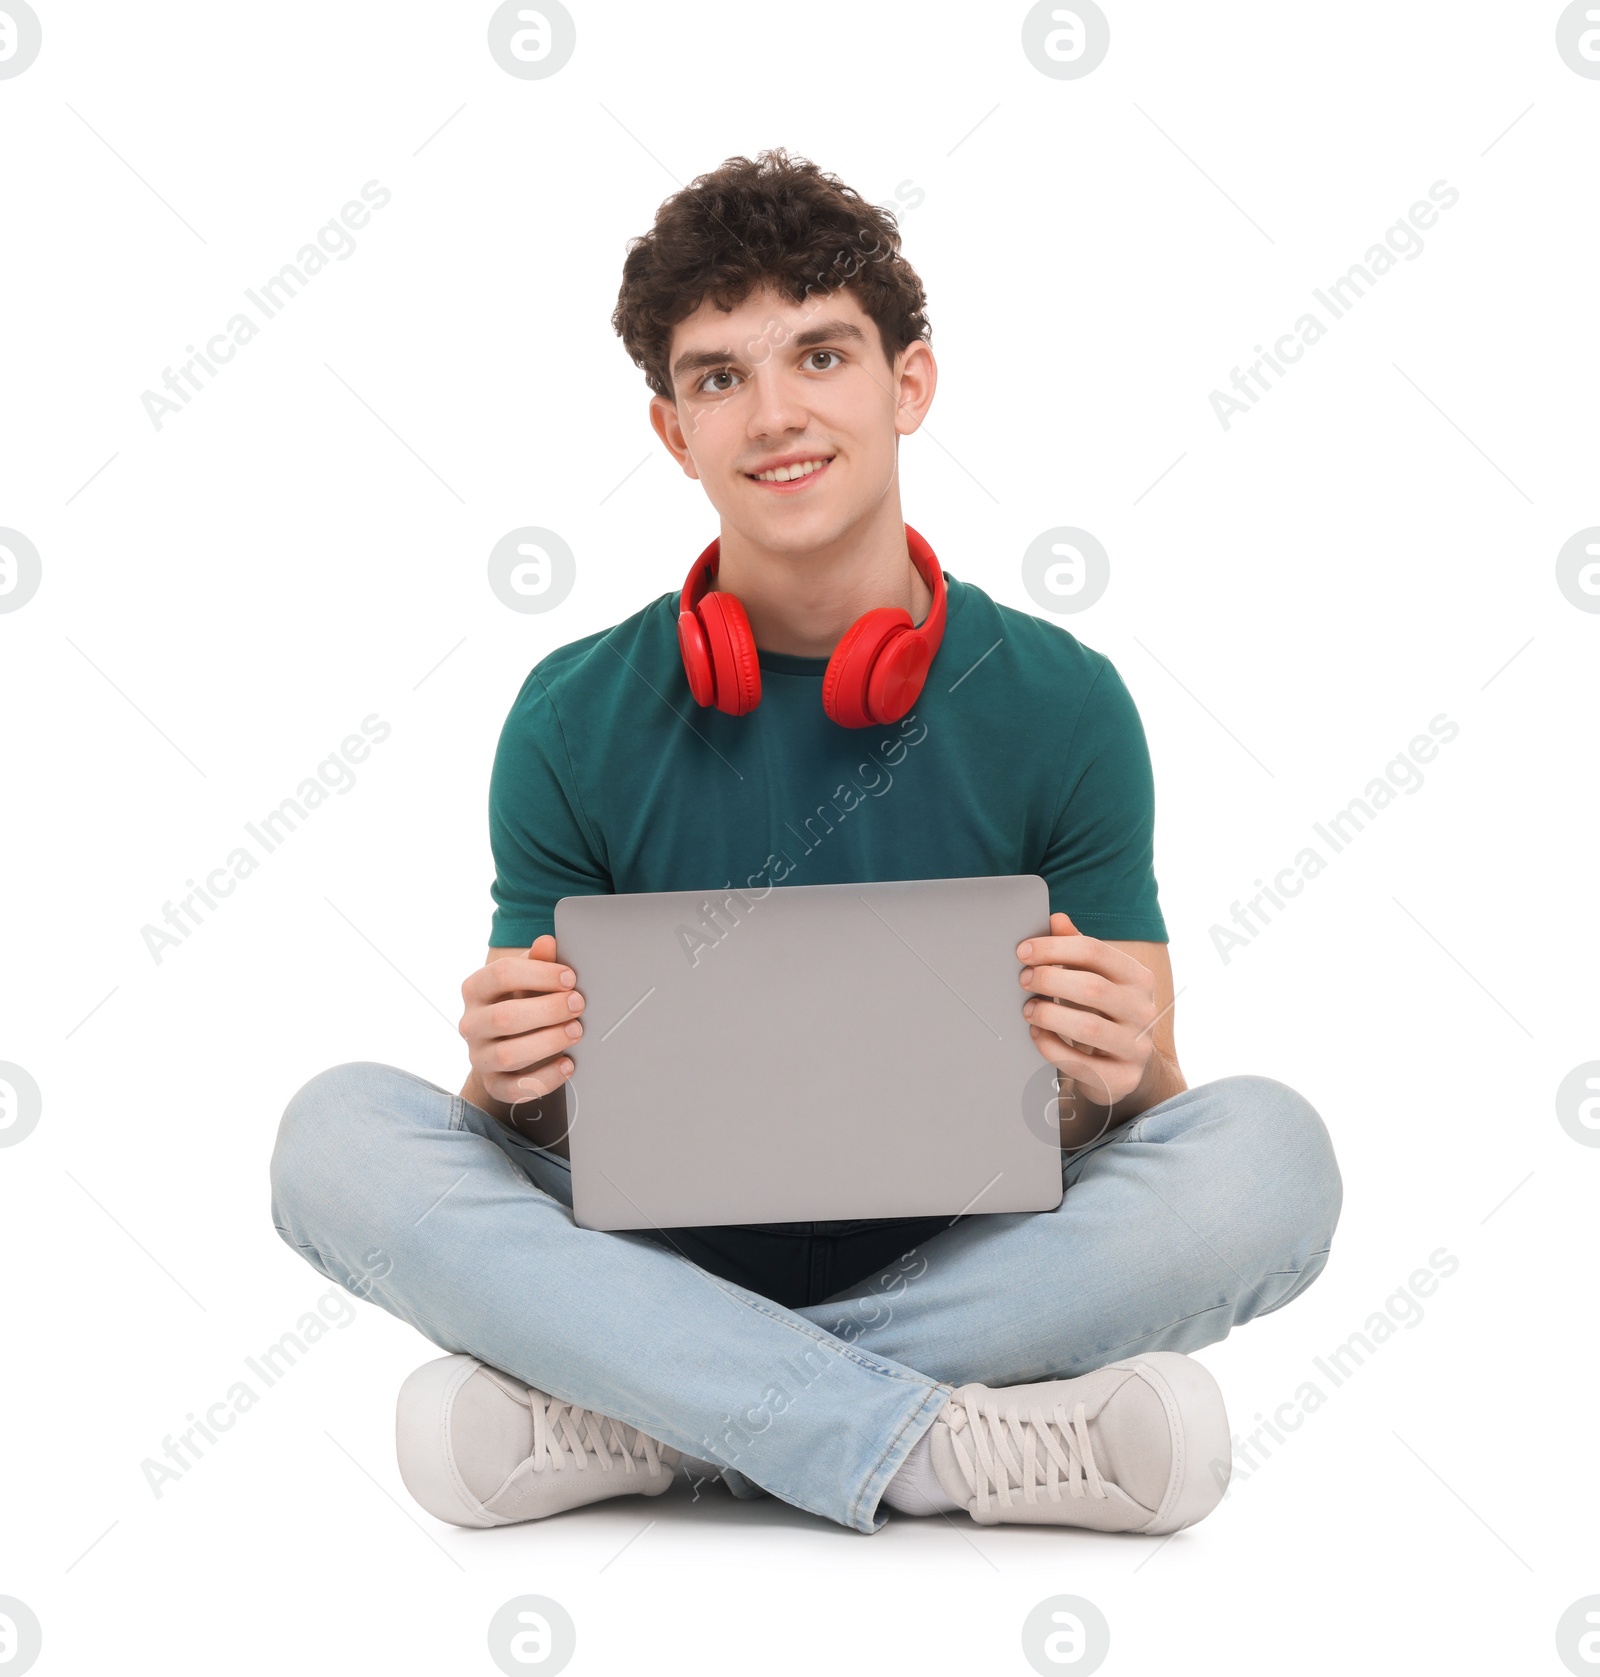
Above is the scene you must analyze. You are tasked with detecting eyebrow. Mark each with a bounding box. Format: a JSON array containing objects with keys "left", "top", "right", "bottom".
[{"left": 670, "top": 317, "right": 868, "bottom": 390}]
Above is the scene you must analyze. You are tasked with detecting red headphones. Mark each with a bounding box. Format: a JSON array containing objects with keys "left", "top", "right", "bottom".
[{"left": 677, "top": 523, "right": 948, "bottom": 728}]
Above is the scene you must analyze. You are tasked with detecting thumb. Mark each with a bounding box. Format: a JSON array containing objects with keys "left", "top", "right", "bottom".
[
  {"left": 1051, "top": 910, "right": 1082, "bottom": 937},
  {"left": 528, "top": 932, "right": 558, "bottom": 960}
]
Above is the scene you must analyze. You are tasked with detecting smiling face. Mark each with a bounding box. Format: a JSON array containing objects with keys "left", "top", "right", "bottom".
[{"left": 649, "top": 282, "right": 935, "bottom": 557}]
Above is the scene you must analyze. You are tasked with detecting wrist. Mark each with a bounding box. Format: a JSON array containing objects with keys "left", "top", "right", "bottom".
[
  {"left": 1114, "top": 1049, "right": 1184, "bottom": 1121},
  {"left": 461, "top": 1067, "right": 515, "bottom": 1125},
  {"left": 1063, "top": 1049, "right": 1183, "bottom": 1133}
]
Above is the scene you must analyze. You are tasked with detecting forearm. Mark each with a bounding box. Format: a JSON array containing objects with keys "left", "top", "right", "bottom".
[{"left": 1059, "top": 1049, "right": 1186, "bottom": 1145}]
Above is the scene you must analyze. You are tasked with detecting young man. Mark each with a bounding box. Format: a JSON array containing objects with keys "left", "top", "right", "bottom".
[{"left": 270, "top": 150, "right": 1341, "bottom": 1537}]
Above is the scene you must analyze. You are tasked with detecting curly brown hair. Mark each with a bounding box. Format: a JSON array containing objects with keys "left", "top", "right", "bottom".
[{"left": 611, "top": 147, "right": 931, "bottom": 401}]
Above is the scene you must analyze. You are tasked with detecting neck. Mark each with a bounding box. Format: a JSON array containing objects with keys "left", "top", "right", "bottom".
[{"left": 712, "top": 504, "right": 933, "bottom": 658}]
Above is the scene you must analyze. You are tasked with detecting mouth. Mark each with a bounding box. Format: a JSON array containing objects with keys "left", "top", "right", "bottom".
[{"left": 744, "top": 455, "right": 835, "bottom": 492}]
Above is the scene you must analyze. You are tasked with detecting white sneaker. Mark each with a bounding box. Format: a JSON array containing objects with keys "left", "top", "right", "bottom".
[
  {"left": 926, "top": 1352, "right": 1230, "bottom": 1533},
  {"left": 396, "top": 1355, "right": 682, "bottom": 1528}
]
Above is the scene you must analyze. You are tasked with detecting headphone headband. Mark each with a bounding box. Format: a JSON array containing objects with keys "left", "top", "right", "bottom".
[
  {"left": 681, "top": 525, "right": 945, "bottom": 637},
  {"left": 677, "top": 523, "right": 948, "bottom": 727}
]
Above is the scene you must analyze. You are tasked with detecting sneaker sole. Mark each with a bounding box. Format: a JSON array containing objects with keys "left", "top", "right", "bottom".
[
  {"left": 1109, "top": 1351, "right": 1230, "bottom": 1535},
  {"left": 395, "top": 1354, "right": 507, "bottom": 1529}
]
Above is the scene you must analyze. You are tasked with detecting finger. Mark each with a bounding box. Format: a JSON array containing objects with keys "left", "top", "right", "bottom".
[
  {"left": 1015, "top": 933, "right": 1147, "bottom": 985},
  {"left": 480, "top": 987, "right": 586, "bottom": 1041},
  {"left": 491, "top": 1053, "right": 574, "bottom": 1104},
  {"left": 1020, "top": 963, "right": 1142, "bottom": 1024},
  {"left": 1026, "top": 1030, "right": 1122, "bottom": 1107},
  {"left": 1032, "top": 910, "right": 1083, "bottom": 940},
  {"left": 515, "top": 1051, "right": 575, "bottom": 1097},
  {"left": 479, "top": 1017, "right": 586, "bottom": 1079},
  {"left": 1023, "top": 997, "right": 1123, "bottom": 1054},
  {"left": 462, "top": 951, "right": 577, "bottom": 1006}
]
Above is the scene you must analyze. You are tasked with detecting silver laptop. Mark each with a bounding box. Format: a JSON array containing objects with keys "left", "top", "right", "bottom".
[{"left": 553, "top": 874, "right": 1062, "bottom": 1231}]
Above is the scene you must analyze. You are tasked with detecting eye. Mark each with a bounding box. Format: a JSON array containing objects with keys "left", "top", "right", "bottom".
[
  {"left": 696, "top": 366, "right": 741, "bottom": 395},
  {"left": 807, "top": 349, "right": 843, "bottom": 371}
]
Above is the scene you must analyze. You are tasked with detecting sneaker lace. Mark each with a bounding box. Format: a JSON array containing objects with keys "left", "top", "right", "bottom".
[
  {"left": 527, "top": 1392, "right": 666, "bottom": 1478},
  {"left": 944, "top": 1392, "right": 1108, "bottom": 1518}
]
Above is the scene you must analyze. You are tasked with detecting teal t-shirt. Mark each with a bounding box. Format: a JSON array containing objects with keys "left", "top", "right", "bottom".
[{"left": 487, "top": 570, "right": 1167, "bottom": 949}]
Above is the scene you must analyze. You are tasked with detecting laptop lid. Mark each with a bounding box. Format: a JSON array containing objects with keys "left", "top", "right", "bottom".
[{"left": 553, "top": 874, "right": 1062, "bottom": 1231}]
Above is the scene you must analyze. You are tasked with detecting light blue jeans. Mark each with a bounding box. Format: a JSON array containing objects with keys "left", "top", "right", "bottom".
[{"left": 269, "top": 1064, "right": 1341, "bottom": 1534}]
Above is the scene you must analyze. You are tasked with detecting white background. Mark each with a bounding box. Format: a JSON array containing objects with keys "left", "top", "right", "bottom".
[{"left": 2, "top": 2, "right": 1596, "bottom": 1673}]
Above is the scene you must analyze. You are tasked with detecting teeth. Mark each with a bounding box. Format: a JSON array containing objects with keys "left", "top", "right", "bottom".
[{"left": 752, "top": 457, "right": 829, "bottom": 483}]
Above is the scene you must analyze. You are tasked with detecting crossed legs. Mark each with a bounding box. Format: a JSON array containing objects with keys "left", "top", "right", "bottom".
[{"left": 269, "top": 1064, "right": 1340, "bottom": 1533}]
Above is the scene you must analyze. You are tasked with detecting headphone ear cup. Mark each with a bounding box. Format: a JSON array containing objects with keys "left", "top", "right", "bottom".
[
  {"left": 698, "top": 591, "right": 762, "bottom": 715},
  {"left": 865, "top": 632, "right": 933, "bottom": 723},
  {"left": 822, "top": 608, "right": 912, "bottom": 728},
  {"left": 677, "top": 609, "right": 715, "bottom": 707}
]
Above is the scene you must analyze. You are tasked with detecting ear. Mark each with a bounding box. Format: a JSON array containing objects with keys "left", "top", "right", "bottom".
[{"left": 649, "top": 393, "right": 699, "bottom": 479}]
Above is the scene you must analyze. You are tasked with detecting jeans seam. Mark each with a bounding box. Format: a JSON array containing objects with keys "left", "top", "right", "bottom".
[
  {"left": 1088, "top": 1303, "right": 1238, "bottom": 1363},
  {"left": 1095, "top": 1273, "right": 1316, "bottom": 1361},
  {"left": 1256, "top": 1246, "right": 1331, "bottom": 1282},
  {"left": 847, "top": 1380, "right": 952, "bottom": 1532},
  {"left": 1255, "top": 1247, "right": 1333, "bottom": 1317},
  {"left": 1089, "top": 1252, "right": 1329, "bottom": 1350}
]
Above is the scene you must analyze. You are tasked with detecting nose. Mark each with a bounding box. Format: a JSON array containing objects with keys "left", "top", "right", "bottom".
[{"left": 744, "top": 360, "right": 812, "bottom": 444}]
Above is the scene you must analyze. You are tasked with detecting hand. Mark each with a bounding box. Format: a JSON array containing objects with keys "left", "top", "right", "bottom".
[
  {"left": 1017, "top": 911, "right": 1159, "bottom": 1109},
  {"left": 459, "top": 934, "right": 585, "bottom": 1109}
]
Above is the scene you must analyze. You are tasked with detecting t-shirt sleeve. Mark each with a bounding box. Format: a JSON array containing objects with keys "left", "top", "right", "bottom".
[
  {"left": 486, "top": 672, "right": 612, "bottom": 949},
  {"left": 1038, "top": 656, "right": 1168, "bottom": 942}
]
